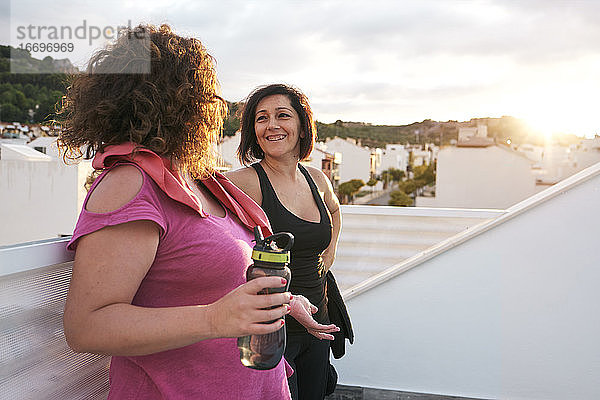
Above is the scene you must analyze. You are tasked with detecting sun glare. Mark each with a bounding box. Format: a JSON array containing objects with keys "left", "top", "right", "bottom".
[
  {"left": 517, "top": 90, "right": 598, "bottom": 140},
  {"left": 524, "top": 111, "right": 598, "bottom": 141}
]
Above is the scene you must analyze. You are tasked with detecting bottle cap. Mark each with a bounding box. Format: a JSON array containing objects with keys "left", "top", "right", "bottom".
[{"left": 251, "top": 227, "right": 294, "bottom": 266}]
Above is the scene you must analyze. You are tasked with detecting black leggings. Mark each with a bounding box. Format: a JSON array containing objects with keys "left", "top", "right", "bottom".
[{"left": 285, "top": 333, "right": 331, "bottom": 400}]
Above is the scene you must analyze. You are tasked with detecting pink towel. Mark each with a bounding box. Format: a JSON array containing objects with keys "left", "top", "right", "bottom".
[{"left": 92, "top": 143, "right": 272, "bottom": 237}]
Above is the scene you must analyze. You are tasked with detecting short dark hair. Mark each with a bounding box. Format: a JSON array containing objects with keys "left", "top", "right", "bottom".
[
  {"left": 238, "top": 84, "right": 316, "bottom": 165},
  {"left": 58, "top": 24, "right": 226, "bottom": 178}
]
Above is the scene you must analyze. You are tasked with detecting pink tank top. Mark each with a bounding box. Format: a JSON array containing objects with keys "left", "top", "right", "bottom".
[{"left": 68, "top": 164, "right": 291, "bottom": 400}]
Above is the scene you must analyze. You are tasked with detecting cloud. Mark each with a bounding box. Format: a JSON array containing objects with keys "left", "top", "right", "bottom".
[
  {"left": 3, "top": 0, "right": 599, "bottom": 135},
  {"left": 298, "top": 1, "right": 600, "bottom": 65}
]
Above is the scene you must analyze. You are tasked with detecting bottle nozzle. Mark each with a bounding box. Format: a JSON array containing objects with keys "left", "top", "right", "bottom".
[{"left": 253, "top": 226, "right": 265, "bottom": 247}]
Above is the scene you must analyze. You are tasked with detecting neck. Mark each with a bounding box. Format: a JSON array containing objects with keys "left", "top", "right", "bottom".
[{"left": 261, "top": 154, "right": 300, "bottom": 179}]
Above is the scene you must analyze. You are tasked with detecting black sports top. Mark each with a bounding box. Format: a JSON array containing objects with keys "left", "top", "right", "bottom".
[{"left": 252, "top": 162, "right": 332, "bottom": 333}]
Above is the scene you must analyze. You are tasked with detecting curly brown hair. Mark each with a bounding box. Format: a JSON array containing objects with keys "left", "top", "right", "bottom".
[
  {"left": 238, "top": 84, "right": 316, "bottom": 165},
  {"left": 58, "top": 24, "right": 226, "bottom": 178}
]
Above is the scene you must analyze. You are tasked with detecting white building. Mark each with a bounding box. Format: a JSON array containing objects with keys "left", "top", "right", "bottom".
[
  {"left": 417, "top": 142, "right": 537, "bottom": 209},
  {"left": 379, "top": 144, "right": 409, "bottom": 173},
  {"left": 412, "top": 146, "right": 435, "bottom": 167},
  {"left": 571, "top": 147, "right": 600, "bottom": 175},
  {"left": 0, "top": 143, "right": 53, "bottom": 161},
  {"left": 516, "top": 143, "right": 545, "bottom": 163},
  {"left": 27, "top": 137, "right": 62, "bottom": 158},
  {"left": 323, "top": 137, "right": 378, "bottom": 183},
  {"left": 0, "top": 146, "right": 93, "bottom": 246},
  {"left": 516, "top": 139, "right": 600, "bottom": 185},
  {"left": 216, "top": 132, "right": 244, "bottom": 171},
  {"left": 403, "top": 143, "right": 438, "bottom": 169},
  {"left": 577, "top": 136, "right": 600, "bottom": 152},
  {"left": 458, "top": 123, "right": 488, "bottom": 141},
  {"left": 301, "top": 145, "right": 341, "bottom": 186}
]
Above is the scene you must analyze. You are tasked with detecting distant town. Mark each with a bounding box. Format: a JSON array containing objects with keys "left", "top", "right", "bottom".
[
  {"left": 2, "top": 114, "right": 600, "bottom": 247},
  {"left": 2, "top": 46, "right": 600, "bottom": 245}
]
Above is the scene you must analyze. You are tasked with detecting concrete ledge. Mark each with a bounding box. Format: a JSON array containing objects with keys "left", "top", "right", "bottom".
[
  {"left": 0, "top": 237, "right": 72, "bottom": 276},
  {"left": 326, "top": 385, "right": 490, "bottom": 400},
  {"left": 341, "top": 205, "right": 505, "bottom": 218}
]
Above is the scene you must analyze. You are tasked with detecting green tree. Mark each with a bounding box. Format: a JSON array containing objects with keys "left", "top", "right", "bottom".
[
  {"left": 23, "top": 83, "right": 36, "bottom": 98},
  {"left": 222, "top": 101, "right": 241, "bottom": 136},
  {"left": 378, "top": 168, "right": 405, "bottom": 190},
  {"left": 365, "top": 177, "right": 377, "bottom": 196},
  {"left": 1, "top": 103, "right": 25, "bottom": 121},
  {"left": 0, "top": 45, "right": 69, "bottom": 123},
  {"left": 412, "top": 164, "right": 427, "bottom": 178},
  {"left": 337, "top": 179, "right": 365, "bottom": 204},
  {"left": 379, "top": 170, "right": 391, "bottom": 189},
  {"left": 413, "top": 162, "right": 436, "bottom": 186},
  {"left": 387, "top": 168, "right": 405, "bottom": 184},
  {"left": 388, "top": 190, "right": 413, "bottom": 206},
  {"left": 398, "top": 180, "right": 418, "bottom": 195}
]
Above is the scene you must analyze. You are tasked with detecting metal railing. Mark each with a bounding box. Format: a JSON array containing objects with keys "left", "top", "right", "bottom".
[{"left": 0, "top": 238, "right": 109, "bottom": 400}]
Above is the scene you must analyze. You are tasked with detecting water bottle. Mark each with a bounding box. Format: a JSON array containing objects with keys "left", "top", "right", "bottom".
[{"left": 238, "top": 227, "right": 293, "bottom": 370}]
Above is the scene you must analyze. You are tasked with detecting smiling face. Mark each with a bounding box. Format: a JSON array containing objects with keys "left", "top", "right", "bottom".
[{"left": 254, "top": 94, "right": 305, "bottom": 160}]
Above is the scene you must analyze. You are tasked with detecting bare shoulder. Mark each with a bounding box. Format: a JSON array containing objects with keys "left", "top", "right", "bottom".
[
  {"left": 224, "top": 166, "right": 258, "bottom": 190},
  {"left": 304, "top": 165, "right": 340, "bottom": 211},
  {"left": 86, "top": 164, "right": 143, "bottom": 213},
  {"left": 304, "top": 165, "right": 332, "bottom": 191},
  {"left": 224, "top": 166, "right": 262, "bottom": 205}
]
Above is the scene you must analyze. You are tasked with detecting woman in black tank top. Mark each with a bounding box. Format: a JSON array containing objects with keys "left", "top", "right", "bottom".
[
  {"left": 252, "top": 162, "right": 332, "bottom": 333},
  {"left": 226, "top": 84, "right": 342, "bottom": 400}
]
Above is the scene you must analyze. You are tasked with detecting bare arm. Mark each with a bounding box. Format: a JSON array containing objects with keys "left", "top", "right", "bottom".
[
  {"left": 307, "top": 166, "right": 342, "bottom": 272},
  {"left": 323, "top": 207, "right": 341, "bottom": 272},
  {"left": 63, "top": 166, "right": 290, "bottom": 356}
]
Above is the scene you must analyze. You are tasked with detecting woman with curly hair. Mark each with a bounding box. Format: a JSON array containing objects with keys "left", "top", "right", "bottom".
[{"left": 60, "top": 25, "right": 335, "bottom": 399}]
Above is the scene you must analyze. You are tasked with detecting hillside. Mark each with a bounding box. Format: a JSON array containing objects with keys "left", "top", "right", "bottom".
[
  {"left": 0, "top": 45, "right": 70, "bottom": 123},
  {"left": 315, "top": 116, "right": 580, "bottom": 148}
]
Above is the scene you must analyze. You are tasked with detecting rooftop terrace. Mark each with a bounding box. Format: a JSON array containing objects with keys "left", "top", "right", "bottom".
[{"left": 1, "top": 162, "right": 599, "bottom": 399}]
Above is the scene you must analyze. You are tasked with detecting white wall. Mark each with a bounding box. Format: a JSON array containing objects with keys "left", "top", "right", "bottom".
[
  {"left": 412, "top": 149, "right": 432, "bottom": 167},
  {"left": 217, "top": 132, "right": 243, "bottom": 170},
  {"left": 458, "top": 124, "right": 487, "bottom": 141},
  {"left": 541, "top": 150, "right": 600, "bottom": 184},
  {"left": 334, "top": 168, "right": 600, "bottom": 399},
  {"left": 301, "top": 148, "right": 327, "bottom": 171},
  {"left": 0, "top": 160, "right": 93, "bottom": 246},
  {"left": 578, "top": 137, "right": 600, "bottom": 151},
  {"left": 419, "top": 146, "right": 536, "bottom": 209},
  {"left": 27, "top": 137, "right": 61, "bottom": 158},
  {"left": 0, "top": 143, "right": 53, "bottom": 160},
  {"left": 324, "top": 137, "right": 372, "bottom": 183},
  {"left": 573, "top": 150, "right": 600, "bottom": 171},
  {"left": 517, "top": 144, "right": 545, "bottom": 162},
  {"left": 516, "top": 143, "right": 600, "bottom": 184},
  {"left": 379, "top": 144, "right": 408, "bottom": 173}
]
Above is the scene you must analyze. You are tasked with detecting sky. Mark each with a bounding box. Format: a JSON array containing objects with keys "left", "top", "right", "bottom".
[{"left": 2, "top": 0, "right": 600, "bottom": 138}]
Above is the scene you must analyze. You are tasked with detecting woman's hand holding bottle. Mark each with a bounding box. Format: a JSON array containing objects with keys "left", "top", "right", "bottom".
[{"left": 207, "top": 277, "right": 291, "bottom": 338}]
